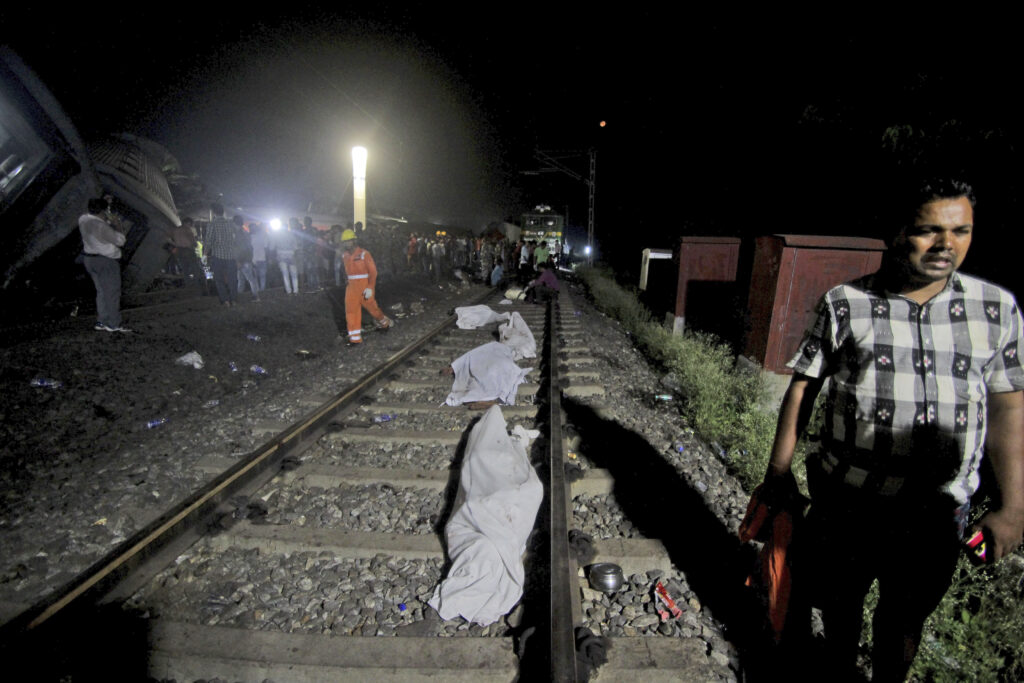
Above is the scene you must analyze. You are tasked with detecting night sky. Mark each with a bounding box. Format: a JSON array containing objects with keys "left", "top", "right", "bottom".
[{"left": 4, "top": 9, "right": 1022, "bottom": 284}]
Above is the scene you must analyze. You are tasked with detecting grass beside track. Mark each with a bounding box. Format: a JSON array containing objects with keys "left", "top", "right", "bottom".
[
  {"left": 577, "top": 265, "right": 1024, "bottom": 682},
  {"left": 576, "top": 265, "right": 780, "bottom": 490}
]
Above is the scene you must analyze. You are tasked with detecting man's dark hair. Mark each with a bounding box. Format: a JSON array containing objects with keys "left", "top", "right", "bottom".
[
  {"left": 232, "top": 215, "right": 244, "bottom": 226},
  {"left": 211, "top": 202, "right": 224, "bottom": 216},
  {"left": 87, "top": 198, "right": 107, "bottom": 214},
  {"left": 911, "top": 178, "right": 976, "bottom": 210},
  {"left": 879, "top": 177, "right": 976, "bottom": 243}
]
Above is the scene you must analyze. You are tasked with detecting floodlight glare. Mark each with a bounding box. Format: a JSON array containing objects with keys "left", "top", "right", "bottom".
[
  {"left": 352, "top": 146, "right": 367, "bottom": 230},
  {"left": 352, "top": 146, "right": 367, "bottom": 180},
  {"left": 584, "top": 245, "right": 592, "bottom": 255},
  {"left": 270, "top": 218, "right": 282, "bottom": 231}
]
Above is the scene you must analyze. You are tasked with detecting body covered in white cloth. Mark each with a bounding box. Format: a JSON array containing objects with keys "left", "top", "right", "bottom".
[
  {"left": 455, "top": 305, "right": 511, "bottom": 329},
  {"left": 428, "top": 405, "right": 543, "bottom": 624},
  {"left": 498, "top": 311, "right": 536, "bottom": 360},
  {"left": 445, "top": 342, "right": 532, "bottom": 406}
]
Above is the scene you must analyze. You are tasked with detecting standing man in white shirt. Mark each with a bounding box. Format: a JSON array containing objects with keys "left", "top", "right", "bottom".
[{"left": 79, "top": 197, "right": 130, "bottom": 332}]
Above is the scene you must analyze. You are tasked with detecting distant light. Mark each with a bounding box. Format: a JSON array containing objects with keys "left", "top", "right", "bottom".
[
  {"left": 599, "top": 120, "right": 606, "bottom": 128},
  {"left": 584, "top": 245, "right": 592, "bottom": 255},
  {"left": 352, "top": 146, "right": 368, "bottom": 180},
  {"left": 270, "top": 218, "right": 282, "bottom": 231}
]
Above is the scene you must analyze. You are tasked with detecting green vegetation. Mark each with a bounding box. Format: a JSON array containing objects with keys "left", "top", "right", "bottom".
[
  {"left": 576, "top": 265, "right": 784, "bottom": 490},
  {"left": 913, "top": 555, "right": 1024, "bottom": 682},
  {"left": 577, "top": 265, "right": 1024, "bottom": 681}
]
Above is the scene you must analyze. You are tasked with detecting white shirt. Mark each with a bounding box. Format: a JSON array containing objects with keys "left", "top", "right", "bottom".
[
  {"left": 79, "top": 213, "right": 125, "bottom": 259},
  {"left": 250, "top": 231, "right": 267, "bottom": 262}
]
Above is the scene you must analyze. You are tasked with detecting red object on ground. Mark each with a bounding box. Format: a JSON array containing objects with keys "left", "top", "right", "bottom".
[{"left": 653, "top": 581, "right": 683, "bottom": 622}]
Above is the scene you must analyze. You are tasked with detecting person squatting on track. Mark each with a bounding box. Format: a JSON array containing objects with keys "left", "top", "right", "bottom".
[
  {"left": 339, "top": 227, "right": 393, "bottom": 345},
  {"left": 763, "top": 178, "right": 1024, "bottom": 682},
  {"left": 79, "top": 197, "right": 130, "bottom": 332},
  {"left": 525, "top": 261, "right": 559, "bottom": 304}
]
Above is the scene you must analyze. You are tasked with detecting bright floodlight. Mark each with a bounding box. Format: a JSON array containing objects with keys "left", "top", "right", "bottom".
[
  {"left": 584, "top": 245, "right": 592, "bottom": 255},
  {"left": 352, "top": 146, "right": 367, "bottom": 180},
  {"left": 352, "top": 146, "right": 367, "bottom": 230},
  {"left": 270, "top": 218, "right": 282, "bottom": 231}
]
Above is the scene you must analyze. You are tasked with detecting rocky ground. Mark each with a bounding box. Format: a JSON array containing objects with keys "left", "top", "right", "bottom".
[
  {"left": 558, "top": 289, "right": 752, "bottom": 678},
  {"left": 1, "top": 272, "right": 757, "bottom": 681},
  {"left": 0, "top": 274, "right": 488, "bottom": 617}
]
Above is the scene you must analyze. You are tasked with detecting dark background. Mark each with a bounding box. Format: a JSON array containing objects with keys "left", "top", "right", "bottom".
[{"left": 3, "top": 8, "right": 1021, "bottom": 292}]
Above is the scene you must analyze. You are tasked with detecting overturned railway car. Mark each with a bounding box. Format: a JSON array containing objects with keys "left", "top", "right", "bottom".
[{"left": 1, "top": 48, "right": 180, "bottom": 309}]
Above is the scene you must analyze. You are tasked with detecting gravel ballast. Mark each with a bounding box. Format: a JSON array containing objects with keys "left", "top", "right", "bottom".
[
  {"left": 2, "top": 274, "right": 753, "bottom": 681},
  {"left": 0, "top": 278, "right": 487, "bottom": 614}
]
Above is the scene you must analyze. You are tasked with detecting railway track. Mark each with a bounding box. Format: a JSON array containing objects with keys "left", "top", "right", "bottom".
[{"left": 1, "top": 284, "right": 736, "bottom": 681}]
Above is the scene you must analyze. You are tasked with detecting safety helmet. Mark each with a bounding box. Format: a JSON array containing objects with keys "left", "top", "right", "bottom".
[{"left": 341, "top": 229, "right": 357, "bottom": 241}]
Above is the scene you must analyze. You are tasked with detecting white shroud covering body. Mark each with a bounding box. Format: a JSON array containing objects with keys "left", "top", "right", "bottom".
[
  {"left": 445, "top": 342, "right": 532, "bottom": 406},
  {"left": 428, "top": 406, "right": 542, "bottom": 624}
]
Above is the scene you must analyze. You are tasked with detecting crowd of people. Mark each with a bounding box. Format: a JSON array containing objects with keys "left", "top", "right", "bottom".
[
  {"left": 153, "top": 206, "right": 566, "bottom": 343},
  {"left": 164, "top": 213, "right": 571, "bottom": 301}
]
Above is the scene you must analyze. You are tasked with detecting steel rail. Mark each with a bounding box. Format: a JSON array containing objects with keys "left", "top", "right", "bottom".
[
  {"left": 0, "top": 288, "right": 493, "bottom": 641},
  {"left": 547, "top": 295, "right": 579, "bottom": 681}
]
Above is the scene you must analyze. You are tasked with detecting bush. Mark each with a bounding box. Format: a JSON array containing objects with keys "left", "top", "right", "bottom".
[{"left": 912, "top": 552, "right": 1024, "bottom": 681}]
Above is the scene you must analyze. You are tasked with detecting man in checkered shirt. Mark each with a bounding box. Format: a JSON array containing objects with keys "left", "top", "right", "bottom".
[
  {"left": 764, "top": 179, "right": 1024, "bottom": 680},
  {"left": 206, "top": 202, "right": 239, "bottom": 306}
]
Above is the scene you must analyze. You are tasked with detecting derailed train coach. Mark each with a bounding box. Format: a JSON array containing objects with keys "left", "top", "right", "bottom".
[{"left": 0, "top": 48, "right": 180, "bottom": 309}]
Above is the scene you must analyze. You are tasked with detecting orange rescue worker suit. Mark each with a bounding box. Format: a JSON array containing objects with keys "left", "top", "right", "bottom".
[{"left": 341, "top": 235, "right": 391, "bottom": 343}]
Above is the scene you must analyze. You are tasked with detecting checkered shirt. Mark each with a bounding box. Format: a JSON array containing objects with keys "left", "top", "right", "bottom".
[
  {"left": 789, "top": 271, "right": 1024, "bottom": 504},
  {"left": 205, "top": 216, "right": 238, "bottom": 260}
]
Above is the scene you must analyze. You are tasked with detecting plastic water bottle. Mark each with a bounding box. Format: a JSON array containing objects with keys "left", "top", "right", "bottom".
[
  {"left": 30, "top": 378, "right": 63, "bottom": 389},
  {"left": 673, "top": 442, "right": 686, "bottom": 453},
  {"left": 246, "top": 334, "right": 261, "bottom": 342},
  {"left": 203, "top": 399, "right": 220, "bottom": 408},
  {"left": 250, "top": 365, "right": 268, "bottom": 376},
  {"left": 373, "top": 414, "right": 396, "bottom": 423},
  {"left": 146, "top": 417, "right": 168, "bottom": 429},
  {"left": 653, "top": 394, "right": 674, "bottom": 402},
  {"left": 228, "top": 362, "right": 238, "bottom": 372}
]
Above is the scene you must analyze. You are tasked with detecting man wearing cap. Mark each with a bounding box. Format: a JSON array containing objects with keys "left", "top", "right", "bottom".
[{"left": 339, "top": 227, "right": 392, "bottom": 345}]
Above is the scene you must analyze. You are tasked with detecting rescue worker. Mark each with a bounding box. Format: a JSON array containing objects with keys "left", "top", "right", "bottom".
[{"left": 339, "top": 228, "right": 393, "bottom": 345}]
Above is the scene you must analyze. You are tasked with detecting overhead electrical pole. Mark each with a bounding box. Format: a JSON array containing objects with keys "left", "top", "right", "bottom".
[
  {"left": 587, "top": 149, "right": 596, "bottom": 263},
  {"left": 533, "top": 149, "right": 597, "bottom": 262}
]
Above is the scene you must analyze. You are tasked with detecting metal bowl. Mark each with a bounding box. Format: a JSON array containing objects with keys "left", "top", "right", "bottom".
[{"left": 588, "top": 563, "right": 624, "bottom": 593}]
